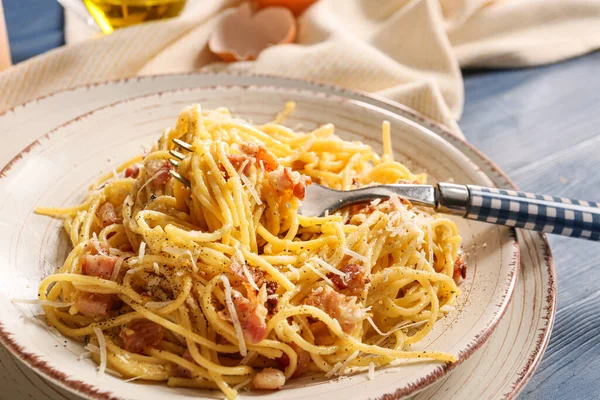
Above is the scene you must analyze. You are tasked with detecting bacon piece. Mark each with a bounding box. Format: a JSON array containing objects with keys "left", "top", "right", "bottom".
[
  {"left": 77, "top": 292, "right": 116, "bottom": 318},
  {"left": 125, "top": 164, "right": 140, "bottom": 179},
  {"left": 453, "top": 254, "right": 467, "bottom": 283},
  {"left": 82, "top": 254, "right": 117, "bottom": 280},
  {"left": 229, "top": 258, "right": 264, "bottom": 290},
  {"left": 227, "top": 154, "right": 254, "bottom": 175},
  {"left": 267, "top": 167, "right": 312, "bottom": 200},
  {"left": 146, "top": 159, "right": 172, "bottom": 188},
  {"left": 232, "top": 284, "right": 268, "bottom": 344},
  {"left": 327, "top": 264, "right": 370, "bottom": 296},
  {"left": 291, "top": 159, "right": 307, "bottom": 171},
  {"left": 240, "top": 142, "right": 279, "bottom": 172},
  {"left": 265, "top": 281, "right": 279, "bottom": 315},
  {"left": 120, "top": 320, "right": 165, "bottom": 354},
  {"left": 265, "top": 281, "right": 278, "bottom": 296},
  {"left": 304, "top": 286, "right": 366, "bottom": 334},
  {"left": 277, "top": 342, "right": 311, "bottom": 377},
  {"left": 97, "top": 202, "right": 120, "bottom": 227},
  {"left": 174, "top": 350, "right": 195, "bottom": 378},
  {"left": 256, "top": 147, "right": 279, "bottom": 172},
  {"left": 350, "top": 204, "right": 375, "bottom": 215}
]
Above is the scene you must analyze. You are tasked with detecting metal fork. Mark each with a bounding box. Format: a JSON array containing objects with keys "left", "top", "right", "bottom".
[{"left": 168, "top": 139, "right": 600, "bottom": 241}]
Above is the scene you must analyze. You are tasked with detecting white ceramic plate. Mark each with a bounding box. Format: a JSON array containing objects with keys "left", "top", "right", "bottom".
[
  {"left": 0, "top": 73, "right": 555, "bottom": 400},
  {"left": 0, "top": 85, "right": 518, "bottom": 399}
]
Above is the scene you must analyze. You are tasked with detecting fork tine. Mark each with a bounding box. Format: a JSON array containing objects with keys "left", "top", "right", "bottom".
[
  {"left": 169, "top": 149, "right": 185, "bottom": 160},
  {"left": 169, "top": 139, "right": 192, "bottom": 187},
  {"left": 169, "top": 170, "right": 191, "bottom": 187},
  {"left": 173, "top": 138, "right": 194, "bottom": 152}
]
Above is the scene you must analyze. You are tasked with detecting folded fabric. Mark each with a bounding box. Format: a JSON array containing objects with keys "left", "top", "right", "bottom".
[{"left": 2, "top": 0, "right": 600, "bottom": 138}]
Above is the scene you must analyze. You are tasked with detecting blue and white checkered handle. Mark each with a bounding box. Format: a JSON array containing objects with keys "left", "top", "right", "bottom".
[{"left": 465, "top": 185, "right": 600, "bottom": 240}]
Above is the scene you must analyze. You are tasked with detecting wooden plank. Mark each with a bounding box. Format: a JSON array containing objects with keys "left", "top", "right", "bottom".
[{"left": 461, "top": 51, "right": 600, "bottom": 173}]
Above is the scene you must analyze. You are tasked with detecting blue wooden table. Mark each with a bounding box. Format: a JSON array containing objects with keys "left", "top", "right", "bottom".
[
  {"left": 4, "top": 1, "right": 600, "bottom": 397},
  {"left": 461, "top": 51, "right": 600, "bottom": 400}
]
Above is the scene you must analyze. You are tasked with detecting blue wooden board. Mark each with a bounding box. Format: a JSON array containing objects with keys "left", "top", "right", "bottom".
[
  {"left": 3, "top": 0, "right": 64, "bottom": 63},
  {"left": 461, "top": 51, "right": 600, "bottom": 400}
]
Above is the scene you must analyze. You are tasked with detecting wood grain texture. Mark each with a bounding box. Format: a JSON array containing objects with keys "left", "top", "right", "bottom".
[
  {"left": 461, "top": 50, "right": 600, "bottom": 399},
  {"left": 2, "top": 0, "right": 64, "bottom": 63}
]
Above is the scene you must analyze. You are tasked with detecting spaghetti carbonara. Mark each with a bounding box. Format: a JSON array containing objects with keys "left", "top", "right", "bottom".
[{"left": 35, "top": 103, "right": 465, "bottom": 398}]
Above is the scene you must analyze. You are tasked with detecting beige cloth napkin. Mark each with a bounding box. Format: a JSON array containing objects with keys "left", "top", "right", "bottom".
[{"left": 2, "top": 0, "right": 600, "bottom": 136}]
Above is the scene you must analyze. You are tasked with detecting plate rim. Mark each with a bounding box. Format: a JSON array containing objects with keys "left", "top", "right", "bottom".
[{"left": 0, "top": 72, "right": 555, "bottom": 400}]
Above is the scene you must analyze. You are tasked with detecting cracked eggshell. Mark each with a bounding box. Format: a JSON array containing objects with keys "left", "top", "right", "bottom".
[{"left": 209, "top": 3, "right": 296, "bottom": 62}]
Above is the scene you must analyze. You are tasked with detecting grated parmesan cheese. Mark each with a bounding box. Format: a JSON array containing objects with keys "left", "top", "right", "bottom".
[
  {"left": 105, "top": 368, "right": 123, "bottom": 378},
  {"left": 325, "top": 362, "right": 343, "bottom": 378},
  {"left": 135, "top": 169, "right": 162, "bottom": 200},
  {"left": 368, "top": 362, "right": 375, "bottom": 380},
  {"left": 238, "top": 162, "right": 262, "bottom": 205},
  {"left": 138, "top": 242, "right": 146, "bottom": 262},
  {"left": 240, "top": 351, "right": 258, "bottom": 366},
  {"left": 153, "top": 262, "right": 160, "bottom": 275},
  {"left": 127, "top": 266, "right": 143, "bottom": 275},
  {"left": 11, "top": 299, "right": 74, "bottom": 308},
  {"left": 398, "top": 320, "right": 428, "bottom": 332},
  {"left": 389, "top": 193, "right": 403, "bottom": 210},
  {"left": 123, "top": 375, "right": 145, "bottom": 383},
  {"left": 241, "top": 264, "right": 259, "bottom": 292},
  {"left": 312, "top": 286, "right": 324, "bottom": 295},
  {"left": 93, "top": 327, "right": 107, "bottom": 379},
  {"left": 78, "top": 351, "right": 92, "bottom": 361},
  {"left": 366, "top": 316, "right": 386, "bottom": 336},
  {"left": 233, "top": 378, "right": 253, "bottom": 391},
  {"left": 84, "top": 343, "right": 99, "bottom": 354},
  {"left": 426, "top": 221, "right": 433, "bottom": 265},
  {"left": 370, "top": 319, "right": 428, "bottom": 345},
  {"left": 341, "top": 247, "right": 369, "bottom": 264},
  {"left": 305, "top": 262, "right": 335, "bottom": 287},
  {"left": 91, "top": 232, "right": 106, "bottom": 256},
  {"left": 220, "top": 275, "right": 247, "bottom": 356},
  {"left": 185, "top": 250, "right": 199, "bottom": 273},
  {"left": 285, "top": 264, "right": 300, "bottom": 280},
  {"left": 110, "top": 256, "right": 125, "bottom": 281},
  {"left": 337, "top": 351, "right": 360, "bottom": 375},
  {"left": 311, "top": 257, "right": 345, "bottom": 277},
  {"left": 370, "top": 198, "right": 381, "bottom": 207},
  {"left": 326, "top": 351, "right": 360, "bottom": 378}
]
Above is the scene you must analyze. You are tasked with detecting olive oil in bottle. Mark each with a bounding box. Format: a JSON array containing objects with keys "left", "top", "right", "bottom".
[{"left": 83, "top": 0, "right": 187, "bottom": 33}]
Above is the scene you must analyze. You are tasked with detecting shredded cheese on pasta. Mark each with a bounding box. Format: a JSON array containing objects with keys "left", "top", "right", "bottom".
[
  {"left": 93, "top": 327, "right": 107, "bottom": 379},
  {"left": 34, "top": 104, "right": 464, "bottom": 399}
]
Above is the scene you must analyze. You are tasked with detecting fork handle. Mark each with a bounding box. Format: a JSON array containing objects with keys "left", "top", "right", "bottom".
[{"left": 439, "top": 183, "right": 600, "bottom": 240}]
